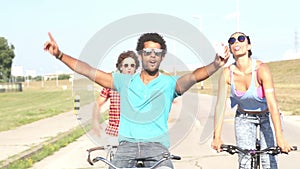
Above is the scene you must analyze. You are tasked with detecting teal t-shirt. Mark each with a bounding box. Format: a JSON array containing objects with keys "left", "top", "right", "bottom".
[{"left": 113, "top": 72, "right": 179, "bottom": 148}]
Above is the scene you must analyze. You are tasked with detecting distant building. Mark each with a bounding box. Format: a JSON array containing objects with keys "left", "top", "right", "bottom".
[
  {"left": 43, "top": 72, "right": 74, "bottom": 81},
  {"left": 11, "top": 66, "right": 36, "bottom": 77}
]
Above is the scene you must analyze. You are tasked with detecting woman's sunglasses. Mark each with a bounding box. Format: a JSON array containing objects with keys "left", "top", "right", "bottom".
[
  {"left": 123, "top": 63, "right": 135, "bottom": 68},
  {"left": 228, "top": 35, "right": 247, "bottom": 45}
]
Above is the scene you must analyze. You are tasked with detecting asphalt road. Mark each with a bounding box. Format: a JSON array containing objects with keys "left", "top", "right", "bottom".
[{"left": 30, "top": 93, "right": 300, "bottom": 169}]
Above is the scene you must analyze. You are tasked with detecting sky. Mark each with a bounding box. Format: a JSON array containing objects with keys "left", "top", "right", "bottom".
[{"left": 1, "top": 0, "right": 300, "bottom": 76}]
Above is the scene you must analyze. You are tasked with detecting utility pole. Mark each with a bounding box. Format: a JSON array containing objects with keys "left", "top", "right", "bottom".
[
  {"left": 295, "top": 29, "right": 299, "bottom": 53},
  {"left": 236, "top": 0, "right": 240, "bottom": 31}
]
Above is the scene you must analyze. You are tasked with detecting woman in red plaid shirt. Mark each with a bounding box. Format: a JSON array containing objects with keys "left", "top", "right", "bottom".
[{"left": 92, "top": 50, "right": 140, "bottom": 144}]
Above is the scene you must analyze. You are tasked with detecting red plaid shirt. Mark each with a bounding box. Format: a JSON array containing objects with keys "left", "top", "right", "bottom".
[{"left": 100, "top": 88, "right": 120, "bottom": 136}]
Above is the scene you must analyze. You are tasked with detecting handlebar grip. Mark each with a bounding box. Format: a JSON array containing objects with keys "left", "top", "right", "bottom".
[
  {"left": 292, "top": 146, "right": 297, "bottom": 151},
  {"left": 281, "top": 145, "right": 298, "bottom": 153},
  {"left": 86, "top": 146, "right": 105, "bottom": 153},
  {"left": 171, "top": 155, "right": 181, "bottom": 160}
]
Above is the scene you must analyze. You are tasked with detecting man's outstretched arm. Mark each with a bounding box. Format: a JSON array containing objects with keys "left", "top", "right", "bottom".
[
  {"left": 176, "top": 46, "right": 229, "bottom": 94},
  {"left": 43, "top": 32, "right": 114, "bottom": 89}
]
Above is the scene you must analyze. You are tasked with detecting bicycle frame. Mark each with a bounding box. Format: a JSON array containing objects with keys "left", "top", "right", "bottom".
[
  {"left": 232, "top": 117, "right": 264, "bottom": 168},
  {"left": 253, "top": 138, "right": 261, "bottom": 169}
]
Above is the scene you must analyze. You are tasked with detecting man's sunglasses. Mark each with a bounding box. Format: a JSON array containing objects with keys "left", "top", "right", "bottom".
[
  {"left": 228, "top": 35, "right": 247, "bottom": 45},
  {"left": 141, "top": 48, "right": 165, "bottom": 57},
  {"left": 123, "top": 63, "right": 135, "bottom": 68}
]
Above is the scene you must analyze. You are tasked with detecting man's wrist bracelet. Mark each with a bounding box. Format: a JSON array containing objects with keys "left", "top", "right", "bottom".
[{"left": 56, "top": 51, "right": 63, "bottom": 60}]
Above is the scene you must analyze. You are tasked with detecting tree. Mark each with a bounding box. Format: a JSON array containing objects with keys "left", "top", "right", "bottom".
[
  {"left": 58, "top": 74, "right": 71, "bottom": 80},
  {"left": 0, "top": 37, "right": 15, "bottom": 82}
]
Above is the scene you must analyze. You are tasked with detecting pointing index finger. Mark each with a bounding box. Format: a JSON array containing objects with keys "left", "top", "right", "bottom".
[{"left": 48, "top": 32, "right": 55, "bottom": 42}]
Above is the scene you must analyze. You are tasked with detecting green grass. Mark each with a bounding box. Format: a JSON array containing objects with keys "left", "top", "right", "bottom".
[
  {"left": 0, "top": 79, "right": 100, "bottom": 132},
  {"left": 267, "top": 59, "right": 300, "bottom": 115},
  {"left": 0, "top": 88, "right": 74, "bottom": 131},
  {"left": 0, "top": 79, "right": 102, "bottom": 169},
  {"left": 0, "top": 80, "right": 73, "bottom": 131}
]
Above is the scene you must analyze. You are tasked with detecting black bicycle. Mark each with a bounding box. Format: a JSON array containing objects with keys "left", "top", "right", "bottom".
[
  {"left": 86, "top": 146, "right": 181, "bottom": 169},
  {"left": 221, "top": 144, "right": 297, "bottom": 169}
]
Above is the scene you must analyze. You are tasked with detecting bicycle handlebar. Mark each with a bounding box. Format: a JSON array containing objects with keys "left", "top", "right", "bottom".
[
  {"left": 91, "top": 152, "right": 180, "bottom": 169},
  {"left": 86, "top": 145, "right": 118, "bottom": 165},
  {"left": 86, "top": 146, "right": 181, "bottom": 169},
  {"left": 221, "top": 144, "right": 297, "bottom": 156}
]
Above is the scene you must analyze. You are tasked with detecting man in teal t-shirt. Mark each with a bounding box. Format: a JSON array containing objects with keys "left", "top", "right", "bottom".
[
  {"left": 44, "top": 32, "right": 229, "bottom": 168},
  {"left": 113, "top": 72, "right": 179, "bottom": 148}
]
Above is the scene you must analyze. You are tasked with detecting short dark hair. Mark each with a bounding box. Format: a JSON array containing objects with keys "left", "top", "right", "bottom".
[
  {"left": 136, "top": 33, "right": 167, "bottom": 54},
  {"left": 229, "top": 32, "right": 252, "bottom": 58},
  {"left": 115, "top": 50, "right": 140, "bottom": 72}
]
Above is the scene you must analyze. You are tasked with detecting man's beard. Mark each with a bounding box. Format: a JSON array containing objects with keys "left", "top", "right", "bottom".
[{"left": 144, "top": 68, "right": 159, "bottom": 76}]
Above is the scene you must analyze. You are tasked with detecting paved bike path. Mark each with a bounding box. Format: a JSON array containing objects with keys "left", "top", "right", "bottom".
[
  {"left": 29, "top": 112, "right": 300, "bottom": 169},
  {"left": 0, "top": 110, "right": 79, "bottom": 166},
  {"left": 30, "top": 93, "right": 300, "bottom": 169},
  {"left": 1, "top": 93, "right": 299, "bottom": 168}
]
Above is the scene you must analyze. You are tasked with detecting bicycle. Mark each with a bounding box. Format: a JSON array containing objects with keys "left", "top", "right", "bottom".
[
  {"left": 86, "top": 146, "right": 181, "bottom": 169},
  {"left": 220, "top": 144, "right": 297, "bottom": 169}
]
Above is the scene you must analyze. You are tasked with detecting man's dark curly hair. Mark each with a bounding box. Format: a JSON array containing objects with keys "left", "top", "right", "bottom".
[
  {"left": 115, "top": 50, "right": 140, "bottom": 72},
  {"left": 136, "top": 33, "right": 167, "bottom": 55}
]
